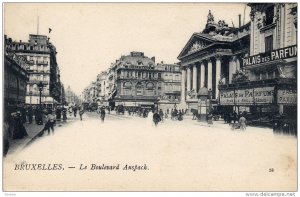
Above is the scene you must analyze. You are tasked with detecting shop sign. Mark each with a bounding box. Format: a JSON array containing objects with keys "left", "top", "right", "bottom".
[
  {"left": 235, "top": 89, "right": 253, "bottom": 104},
  {"left": 277, "top": 89, "right": 297, "bottom": 104},
  {"left": 123, "top": 102, "right": 137, "bottom": 106},
  {"left": 253, "top": 87, "right": 274, "bottom": 104},
  {"left": 219, "top": 90, "right": 235, "bottom": 105},
  {"left": 242, "top": 45, "right": 297, "bottom": 67},
  {"left": 220, "top": 87, "right": 275, "bottom": 105}
]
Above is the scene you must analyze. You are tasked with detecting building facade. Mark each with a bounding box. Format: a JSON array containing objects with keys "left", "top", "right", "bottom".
[
  {"left": 111, "top": 52, "right": 160, "bottom": 110},
  {"left": 93, "top": 52, "right": 181, "bottom": 111},
  {"left": 96, "top": 71, "right": 109, "bottom": 105},
  {"left": 157, "top": 63, "right": 182, "bottom": 110},
  {"left": 178, "top": 10, "right": 250, "bottom": 112},
  {"left": 4, "top": 36, "right": 29, "bottom": 112},
  {"left": 65, "top": 86, "right": 80, "bottom": 105},
  {"left": 8, "top": 34, "right": 63, "bottom": 107},
  {"left": 219, "top": 3, "right": 297, "bottom": 128}
]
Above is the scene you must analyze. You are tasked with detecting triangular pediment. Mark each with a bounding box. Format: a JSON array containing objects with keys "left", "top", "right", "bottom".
[{"left": 177, "top": 33, "right": 216, "bottom": 60}]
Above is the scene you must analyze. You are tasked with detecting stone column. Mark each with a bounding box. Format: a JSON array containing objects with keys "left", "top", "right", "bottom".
[
  {"left": 200, "top": 62, "right": 205, "bottom": 88},
  {"left": 236, "top": 57, "right": 240, "bottom": 71},
  {"left": 229, "top": 56, "right": 237, "bottom": 84},
  {"left": 207, "top": 59, "right": 212, "bottom": 91},
  {"left": 187, "top": 66, "right": 191, "bottom": 92},
  {"left": 192, "top": 64, "right": 197, "bottom": 92},
  {"left": 181, "top": 68, "right": 186, "bottom": 102},
  {"left": 215, "top": 56, "right": 222, "bottom": 98}
]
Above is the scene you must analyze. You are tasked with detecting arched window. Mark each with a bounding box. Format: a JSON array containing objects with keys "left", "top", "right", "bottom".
[{"left": 136, "top": 82, "right": 143, "bottom": 96}]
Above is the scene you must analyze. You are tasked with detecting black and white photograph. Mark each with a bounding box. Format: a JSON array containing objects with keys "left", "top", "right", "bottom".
[{"left": 2, "top": 2, "right": 298, "bottom": 195}]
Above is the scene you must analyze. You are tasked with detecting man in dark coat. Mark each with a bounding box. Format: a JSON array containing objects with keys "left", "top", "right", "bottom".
[
  {"left": 100, "top": 107, "right": 106, "bottom": 122},
  {"left": 153, "top": 111, "right": 161, "bottom": 127}
]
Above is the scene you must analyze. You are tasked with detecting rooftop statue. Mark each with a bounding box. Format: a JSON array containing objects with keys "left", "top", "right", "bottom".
[{"left": 207, "top": 10, "right": 214, "bottom": 25}]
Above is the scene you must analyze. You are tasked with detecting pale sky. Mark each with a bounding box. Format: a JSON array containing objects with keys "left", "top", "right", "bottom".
[{"left": 4, "top": 3, "right": 250, "bottom": 95}]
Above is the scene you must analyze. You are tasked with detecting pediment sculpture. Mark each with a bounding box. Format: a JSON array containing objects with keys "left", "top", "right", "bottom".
[{"left": 187, "top": 40, "right": 206, "bottom": 54}]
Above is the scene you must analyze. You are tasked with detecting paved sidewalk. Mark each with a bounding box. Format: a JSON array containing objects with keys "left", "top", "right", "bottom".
[{"left": 6, "top": 116, "right": 77, "bottom": 155}]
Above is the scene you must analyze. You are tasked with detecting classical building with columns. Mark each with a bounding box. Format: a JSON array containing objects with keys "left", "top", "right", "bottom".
[
  {"left": 219, "top": 3, "right": 297, "bottom": 129},
  {"left": 178, "top": 10, "right": 250, "bottom": 112}
]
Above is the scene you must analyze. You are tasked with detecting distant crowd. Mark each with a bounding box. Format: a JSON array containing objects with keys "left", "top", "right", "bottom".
[{"left": 3, "top": 104, "right": 85, "bottom": 157}]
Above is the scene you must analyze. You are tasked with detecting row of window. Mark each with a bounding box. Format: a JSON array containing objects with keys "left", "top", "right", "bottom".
[
  {"left": 164, "top": 73, "right": 180, "bottom": 81},
  {"left": 29, "top": 75, "right": 50, "bottom": 82},
  {"left": 11, "top": 44, "right": 49, "bottom": 52},
  {"left": 28, "top": 56, "right": 49, "bottom": 62},
  {"left": 164, "top": 84, "right": 181, "bottom": 91},
  {"left": 27, "top": 84, "right": 49, "bottom": 94},
  {"left": 122, "top": 89, "right": 156, "bottom": 96},
  {"left": 163, "top": 65, "right": 180, "bottom": 72},
  {"left": 28, "top": 65, "right": 50, "bottom": 72},
  {"left": 119, "top": 70, "right": 159, "bottom": 79},
  {"left": 119, "top": 71, "right": 181, "bottom": 81}
]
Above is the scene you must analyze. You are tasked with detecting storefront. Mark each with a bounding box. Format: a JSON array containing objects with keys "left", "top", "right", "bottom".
[{"left": 219, "top": 44, "right": 297, "bottom": 135}]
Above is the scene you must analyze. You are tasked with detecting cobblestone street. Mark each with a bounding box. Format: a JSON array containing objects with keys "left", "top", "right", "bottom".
[{"left": 3, "top": 112, "right": 297, "bottom": 191}]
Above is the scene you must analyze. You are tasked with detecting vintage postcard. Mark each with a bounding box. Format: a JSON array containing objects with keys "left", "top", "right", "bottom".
[{"left": 2, "top": 2, "right": 297, "bottom": 194}]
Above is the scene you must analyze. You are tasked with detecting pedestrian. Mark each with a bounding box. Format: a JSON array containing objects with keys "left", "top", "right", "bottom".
[
  {"left": 143, "top": 109, "right": 147, "bottom": 118},
  {"left": 233, "top": 111, "right": 238, "bottom": 123},
  {"left": 178, "top": 111, "right": 183, "bottom": 121},
  {"left": 69, "top": 107, "right": 73, "bottom": 116},
  {"left": 3, "top": 118, "right": 10, "bottom": 157},
  {"left": 100, "top": 107, "right": 106, "bottom": 122},
  {"left": 39, "top": 110, "right": 56, "bottom": 136},
  {"left": 171, "top": 109, "right": 174, "bottom": 120},
  {"left": 62, "top": 107, "right": 67, "bottom": 122},
  {"left": 239, "top": 115, "right": 247, "bottom": 131},
  {"left": 79, "top": 107, "right": 84, "bottom": 121},
  {"left": 56, "top": 107, "right": 62, "bottom": 121},
  {"left": 35, "top": 107, "right": 43, "bottom": 125},
  {"left": 27, "top": 105, "right": 33, "bottom": 124},
  {"left": 153, "top": 111, "right": 161, "bottom": 127},
  {"left": 192, "top": 109, "right": 197, "bottom": 120},
  {"left": 174, "top": 108, "right": 178, "bottom": 120},
  {"left": 12, "top": 111, "right": 28, "bottom": 139},
  {"left": 165, "top": 111, "right": 168, "bottom": 119},
  {"left": 73, "top": 106, "right": 78, "bottom": 117},
  {"left": 159, "top": 109, "right": 164, "bottom": 122}
]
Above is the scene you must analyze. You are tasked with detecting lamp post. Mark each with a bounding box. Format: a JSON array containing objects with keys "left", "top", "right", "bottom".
[
  {"left": 38, "top": 81, "right": 44, "bottom": 108},
  {"left": 29, "top": 91, "right": 33, "bottom": 105}
]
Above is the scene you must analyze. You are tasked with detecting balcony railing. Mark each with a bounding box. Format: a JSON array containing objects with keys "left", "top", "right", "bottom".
[
  {"left": 27, "top": 80, "right": 49, "bottom": 85},
  {"left": 36, "top": 60, "right": 48, "bottom": 65}
]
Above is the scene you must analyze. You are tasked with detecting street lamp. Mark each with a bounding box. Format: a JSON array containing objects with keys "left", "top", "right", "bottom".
[
  {"left": 29, "top": 91, "right": 33, "bottom": 105},
  {"left": 38, "top": 81, "right": 44, "bottom": 108}
]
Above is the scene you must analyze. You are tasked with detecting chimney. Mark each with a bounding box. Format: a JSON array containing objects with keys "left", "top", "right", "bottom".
[
  {"left": 151, "top": 56, "right": 155, "bottom": 63},
  {"left": 161, "top": 61, "right": 164, "bottom": 64},
  {"left": 20, "top": 40, "right": 22, "bottom": 43},
  {"left": 238, "top": 14, "right": 241, "bottom": 28}
]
